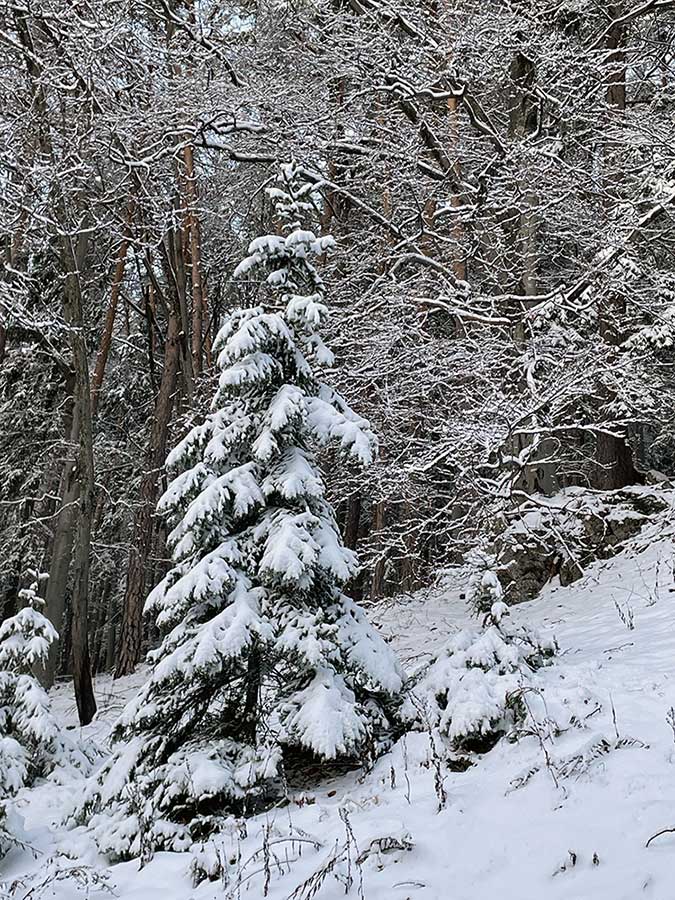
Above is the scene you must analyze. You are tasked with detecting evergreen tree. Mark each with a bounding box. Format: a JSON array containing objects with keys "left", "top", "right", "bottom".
[
  {"left": 0, "top": 574, "right": 90, "bottom": 856},
  {"left": 78, "top": 163, "right": 403, "bottom": 860},
  {"left": 403, "top": 552, "right": 556, "bottom": 751}
]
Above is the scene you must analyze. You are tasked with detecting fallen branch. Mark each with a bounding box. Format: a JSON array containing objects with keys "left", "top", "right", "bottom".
[{"left": 646, "top": 827, "right": 675, "bottom": 848}]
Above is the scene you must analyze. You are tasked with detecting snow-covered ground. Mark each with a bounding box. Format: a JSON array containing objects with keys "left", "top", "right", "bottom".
[{"left": 3, "top": 499, "right": 675, "bottom": 900}]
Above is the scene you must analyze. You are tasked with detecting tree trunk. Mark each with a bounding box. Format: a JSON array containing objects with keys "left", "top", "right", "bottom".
[
  {"left": 163, "top": 226, "right": 194, "bottom": 403},
  {"left": 105, "top": 600, "right": 118, "bottom": 672},
  {"left": 115, "top": 305, "right": 180, "bottom": 676},
  {"left": 243, "top": 646, "right": 261, "bottom": 742},
  {"left": 606, "top": 6, "right": 626, "bottom": 111},
  {"left": 590, "top": 6, "right": 639, "bottom": 491},
  {"left": 508, "top": 50, "right": 539, "bottom": 299},
  {"left": 594, "top": 432, "right": 641, "bottom": 490},
  {"left": 399, "top": 501, "right": 418, "bottom": 593},
  {"left": 41, "top": 421, "right": 79, "bottom": 686},
  {"left": 183, "top": 144, "right": 209, "bottom": 376},
  {"left": 344, "top": 493, "right": 361, "bottom": 550},
  {"left": 91, "top": 209, "right": 133, "bottom": 415},
  {"left": 61, "top": 230, "right": 97, "bottom": 725},
  {"left": 370, "top": 501, "right": 387, "bottom": 600},
  {"left": 91, "top": 575, "right": 111, "bottom": 674}
]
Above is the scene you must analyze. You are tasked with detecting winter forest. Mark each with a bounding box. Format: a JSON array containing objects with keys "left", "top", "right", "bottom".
[{"left": 2, "top": 0, "right": 675, "bottom": 897}]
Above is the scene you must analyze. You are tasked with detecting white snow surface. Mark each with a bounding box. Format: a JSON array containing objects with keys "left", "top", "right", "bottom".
[{"left": 3, "top": 500, "right": 675, "bottom": 899}]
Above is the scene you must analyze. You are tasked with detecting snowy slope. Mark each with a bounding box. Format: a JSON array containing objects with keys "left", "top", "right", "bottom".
[{"left": 3, "top": 496, "right": 675, "bottom": 900}]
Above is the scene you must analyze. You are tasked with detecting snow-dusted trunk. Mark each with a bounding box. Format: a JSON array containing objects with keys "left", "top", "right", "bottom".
[
  {"left": 91, "top": 209, "right": 133, "bottom": 416},
  {"left": 508, "top": 49, "right": 539, "bottom": 301},
  {"left": 165, "top": 223, "right": 195, "bottom": 403},
  {"left": 183, "top": 144, "right": 210, "bottom": 377},
  {"left": 591, "top": 8, "right": 639, "bottom": 491},
  {"left": 605, "top": 5, "right": 626, "bottom": 111},
  {"left": 505, "top": 49, "right": 555, "bottom": 497},
  {"left": 61, "top": 229, "right": 97, "bottom": 726}
]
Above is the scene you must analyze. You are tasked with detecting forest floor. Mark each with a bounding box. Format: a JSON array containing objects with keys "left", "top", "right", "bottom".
[{"left": 3, "top": 491, "right": 675, "bottom": 900}]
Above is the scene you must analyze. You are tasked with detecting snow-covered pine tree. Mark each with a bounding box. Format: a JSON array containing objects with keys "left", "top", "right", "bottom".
[
  {"left": 77, "top": 163, "right": 403, "bottom": 860},
  {"left": 0, "top": 574, "right": 90, "bottom": 855},
  {"left": 403, "top": 551, "right": 556, "bottom": 751}
]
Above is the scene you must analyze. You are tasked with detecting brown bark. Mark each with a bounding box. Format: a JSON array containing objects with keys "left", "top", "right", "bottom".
[
  {"left": 182, "top": 144, "right": 210, "bottom": 375},
  {"left": 344, "top": 493, "right": 362, "bottom": 550},
  {"left": 370, "top": 501, "right": 387, "bottom": 600},
  {"left": 105, "top": 601, "right": 118, "bottom": 672},
  {"left": 144, "top": 279, "right": 158, "bottom": 393},
  {"left": 165, "top": 0, "right": 210, "bottom": 377},
  {"left": 91, "top": 208, "right": 134, "bottom": 415},
  {"left": 399, "top": 501, "right": 418, "bottom": 593},
  {"left": 115, "top": 304, "right": 181, "bottom": 676},
  {"left": 163, "top": 225, "right": 195, "bottom": 402},
  {"left": 606, "top": 6, "right": 627, "bottom": 110}
]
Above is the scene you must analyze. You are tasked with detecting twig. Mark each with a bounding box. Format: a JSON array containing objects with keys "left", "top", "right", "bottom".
[{"left": 646, "top": 827, "right": 675, "bottom": 848}]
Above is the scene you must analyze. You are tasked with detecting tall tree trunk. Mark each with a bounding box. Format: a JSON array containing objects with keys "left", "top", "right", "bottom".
[
  {"left": 61, "top": 229, "right": 97, "bottom": 725},
  {"left": 115, "top": 305, "right": 181, "bottom": 676},
  {"left": 508, "top": 49, "right": 539, "bottom": 299},
  {"left": 164, "top": 224, "right": 194, "bottom": 403},
  {"left": 91, "top": 209, "right": 133, "bottom": 415},
  {"left": 593, "top": 7, "right": 639, "bottom": 490},
  {"left": 183, "top": 144, "right": 209, "bottom": 376},
  {"left": 41, "top": 411, "right": 79, "bottom": 687},
  {"left": 399, "top": 501, "right": 418, "bottom": 592}
]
